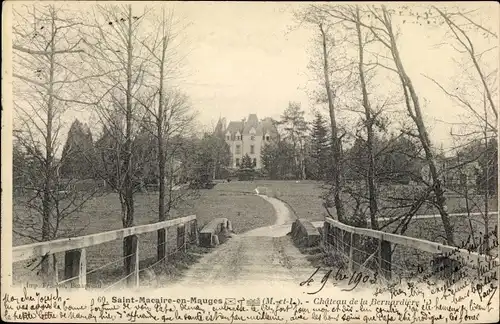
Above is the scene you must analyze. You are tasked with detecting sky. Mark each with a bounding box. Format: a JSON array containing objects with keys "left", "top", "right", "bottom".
[
  {"left": 174, "top": 2, "right": 311, "bottom": 128},
  {"left": 7, "top": 1, "right": 500, "bottom": 154}
]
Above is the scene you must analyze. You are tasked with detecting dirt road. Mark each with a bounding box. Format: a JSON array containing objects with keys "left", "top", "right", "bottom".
[{"left": 171, "top": 193, "right": 319, "bottom": 288}]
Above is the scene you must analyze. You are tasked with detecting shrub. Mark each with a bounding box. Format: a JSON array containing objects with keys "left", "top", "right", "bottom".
[{"left": 238, "top": 168, "right": 255, "bottom": 181}]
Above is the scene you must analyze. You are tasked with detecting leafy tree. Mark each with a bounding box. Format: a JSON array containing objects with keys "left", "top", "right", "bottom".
[
  {"left": 261, "top": 139, "right": 295, "bottom": 180},
  {"left": 310, "top": 112, "right": 331, "bottom": 180},
  {"left": 377, "top": 135, "right": 423, "bottom": 183},
  {"left": 130, "top": 120, "right": 158, "bottom": 189},
  {"left": 60, "top": 119, "right": 96, "bottom": 180},
  {"left": 279, "top": 102, "right": 309, "bottom": 179},
  {"left": 186, "top": 134, "right": 229, "bottom": 184},
  {"left": 261, "top": 141, "right": 279, "bottom": 179},
  {"left": 175, "top": 135, "right": 198, "bottom": 183},
  {"left": 194, "top": 140, "right": 213, "bottom": 184},
  {"left": 345, "top": 137, "right": 368, "bottom": 181},
  {"left": 309, "top": 112, "right": 331, "bottom": 180},
  {"left": 208, "top": 133, "right": 231, "bottom": 179},
  {"left": 346, "top": 134, "right": 422, "bottom": 182},
  {"left": 240, "top": 153, "right": 254, "bottom": 169}
]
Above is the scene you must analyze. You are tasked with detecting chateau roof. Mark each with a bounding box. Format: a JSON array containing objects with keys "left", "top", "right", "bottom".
[
  {"left": 224, "top": 114, "right": 278, "bottom": 140},
  {"left": 226, "top": 121, "right": 244, "bottom": 134}
]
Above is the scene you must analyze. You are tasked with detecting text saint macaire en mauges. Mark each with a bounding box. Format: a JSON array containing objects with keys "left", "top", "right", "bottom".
[{"left": 111, "top": 297, "right": 224, "bottom": 305}]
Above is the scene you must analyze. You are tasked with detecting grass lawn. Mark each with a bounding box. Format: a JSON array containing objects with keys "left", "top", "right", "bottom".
[
  {"left": 261, "top": 180, "right": 329, "bottom": 222},
  {"left": 179, "top": 187, "right": 275, "bottom": 234},
  {"left": 214, "top": 180, "right": 329, "bottom": 222}
]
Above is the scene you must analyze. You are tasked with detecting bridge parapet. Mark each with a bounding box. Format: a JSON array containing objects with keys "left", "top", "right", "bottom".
[
  {"left": 199, "top": 218, "right": 233, "bottom": 248},
  {"left": 291, "top": 218, "right": 321, "bottom": 247}
]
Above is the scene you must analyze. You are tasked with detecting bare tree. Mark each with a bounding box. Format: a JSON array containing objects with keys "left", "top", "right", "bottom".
[
  {"left": 370, "top": 6, "right": 455, "bottom": 245},
  {"left": 126, "top": 8, "right": 189, "bottom": 260},
  {"left": 420, "top": 6, "right": 498, "bottom": 251},
  {"left": 136, "top": 88, "right": 197, "bottom": 260},
  {"left": 131, "top": 7, "right": 194, "bottom": 261},
  {"left": 433, "top": 6, "right": 498, "bottom": 126},
  {"left": 318, "top": 24, "right": 347, "bottom": 222},
  {"left": 295, "top": 7, "right": 354, "bottom": 221},
  {"left": 12, "top": 4, "right": 101, "bottom": 282},
  {"left": 83, "top": 4, "right": 154, "bottom": 280},
  {"left": 316, "top": 4, "right": 456, "bottom": 245},
  {"left": 353, "top": 6, "right": 380, "bottom": 230}
]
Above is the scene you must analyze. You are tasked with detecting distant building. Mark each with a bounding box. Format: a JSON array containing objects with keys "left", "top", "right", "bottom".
[{"left": 215, "top": 114, "right": 277, "bottom": 169}]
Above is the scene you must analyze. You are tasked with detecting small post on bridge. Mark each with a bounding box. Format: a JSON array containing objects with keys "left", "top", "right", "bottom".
[
  {"left": 177, "top": 224, "right": 186, "bottom": 253},
  {"left": 79, "top": 248, "right": 87, "bottom": 287},
  {"left": 378, "top": 236, "right": 392, "bottom": 280},
  {"left": 323, "top": 221, "right": 330, "bottom": 252},
  {"left": 192, "top": 219, "right": 199, "bottom": 246},
  {"left": 64, "top": 248, "right": 87, "bottom": 287},
  {"left": 134, "top": 239, "right": 140, "bottom": 288}
]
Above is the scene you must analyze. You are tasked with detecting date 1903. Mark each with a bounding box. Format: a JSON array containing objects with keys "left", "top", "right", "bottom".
[{"left": 299, "top": 266, "right": 378, "bottom": 294}]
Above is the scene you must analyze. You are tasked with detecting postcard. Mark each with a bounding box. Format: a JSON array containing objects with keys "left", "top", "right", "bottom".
[{"left": 2, "top": 1, "right": 499, "bottom": 323}]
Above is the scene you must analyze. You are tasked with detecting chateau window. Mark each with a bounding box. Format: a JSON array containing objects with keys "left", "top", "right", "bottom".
[
  {"left": 265, "top": 135, "right": 270, "bottom": 141},
  {"left": 250, "top": 145, "right": 255, "bottom": 154},
  {"left": 251, "top": 135, "right": 255, "bottom": 141},
  {"left": 226, "top": 135, "right": 230, "bottom": 140},
  {"left": 236, "top": 145, "right": 241, "bottom": 154},
  {"left": 236, "top": 158, "right": 240, "bottom": 167},
  {"left": 236, "top": 135, "right": 240, "bottom": 141},
  {"left": 252, "top": 158, "right": 257, "bottom": 167}
]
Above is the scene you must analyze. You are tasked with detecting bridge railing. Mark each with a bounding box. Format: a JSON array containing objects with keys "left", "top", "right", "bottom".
[
  {"left": 323, "top": 217, "right": 499, "bottom": 284},
  {"left": 12, "top": 215, "right": 198, "bottom": 290}
]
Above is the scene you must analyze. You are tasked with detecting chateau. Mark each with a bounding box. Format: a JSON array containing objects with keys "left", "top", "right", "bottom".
[{"left": 215, "top": 114, "right": 277, "bottom": 169}]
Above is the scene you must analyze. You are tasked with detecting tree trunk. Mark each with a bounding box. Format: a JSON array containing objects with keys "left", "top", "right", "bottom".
[
  {"left": 301, "top": 158, "right": 306, "bottom": 180},
  {"left": 319, "top": 23, "right": 345, "bottom": 222},
  {"left": 123, "top": 5, "right": 137, "bottom": 276},
  {"left": 299, "top": 140, "right": 306, "bottom": 180},
  {"left": 124, "top": 234, "right": 138, "bottom": 285},
  {"left": 213, "top": 152, "right": 218, "bottom": 180},
  {"left": 123, "top": 193, "right": 136, "bottom": 275},
  {"left": 483, "top": 94, "right": 490, "bottom": 254},
  {"left": 291, "top": 133, "right": 299, "bottom": 179},
  {"left": 355, "top": 7, "right": 379, "bottom": 230},
  {"left": 157, "top": 19, "right": 168, "bottom": 261}
]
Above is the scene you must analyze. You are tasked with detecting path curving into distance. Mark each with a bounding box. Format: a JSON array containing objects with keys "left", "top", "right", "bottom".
[
  {"left": 168, "top": 188, "right": 320, "bottom": 288},
  {"left": 241, "top": 193, "right": 295, "bottom": 238}
]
